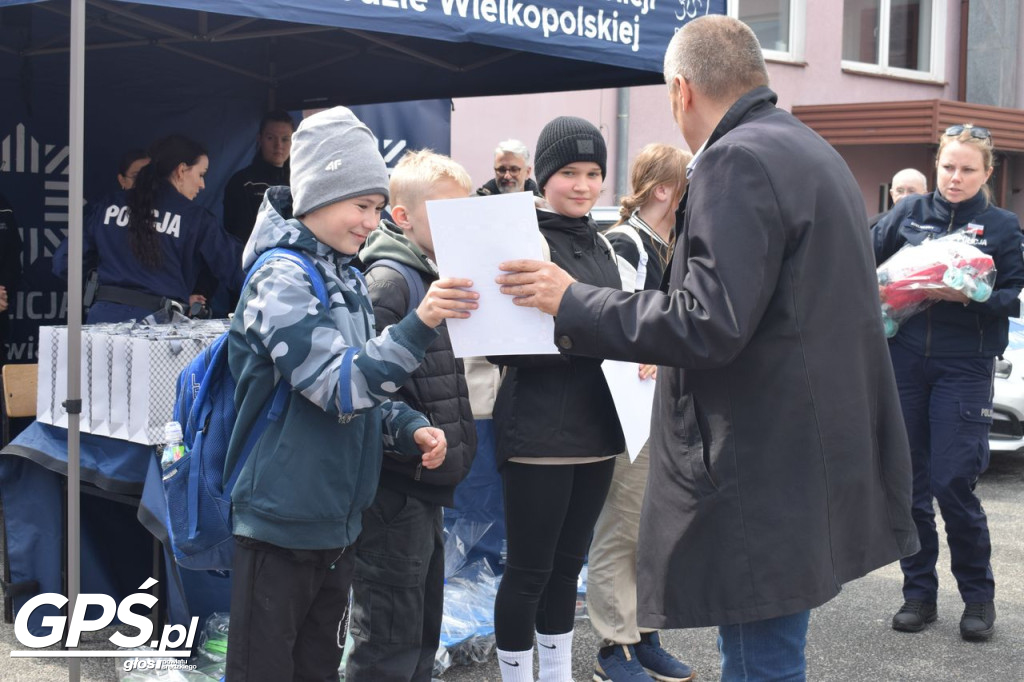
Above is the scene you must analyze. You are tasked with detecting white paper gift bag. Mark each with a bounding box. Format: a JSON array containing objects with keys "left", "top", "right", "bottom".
[
  {"left": 108, "top": 333, "right": 133, "bottom": 440},
  {"left": 35, "top": 326, "right": 58, "bottom": 425},
  {"left": 127, "top": 334, "right": 211, "bottom": 444},
  {"left": 52, "top": 326, "right": 69, "bottom": 428},
  {"left": 87, "top": 328, "right": 113, "bottom": 436}
]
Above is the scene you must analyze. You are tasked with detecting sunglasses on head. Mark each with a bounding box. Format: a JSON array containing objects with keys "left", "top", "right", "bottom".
[{"left": 944, "top": 124, "right": 992, "bottom": 141}]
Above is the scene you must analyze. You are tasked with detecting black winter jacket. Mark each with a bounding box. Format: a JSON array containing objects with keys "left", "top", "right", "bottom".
[
  {"left": 872, "top": 189, "right": 1024, "bottom": 358},
  {"left": 361, "top": 221, "right": 477, "bottom": 507},
  {"left": 475, "top": 177, "right": 541, "bottom": 197},
  {"left": 490, "top": 210, "right": 625, "bottom": 465},
  {"left": 223, "top": 156, "right": 291, "bottom": 242}
]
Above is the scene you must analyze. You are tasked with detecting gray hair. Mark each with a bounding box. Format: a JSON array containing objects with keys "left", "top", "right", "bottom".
[
  {"left": 663, "top": 15, "right": 769, "bottom": 102},
  {"left": 494, "top": 139, "right": 530, "bottom": 162},
  {"left": 891, "top": 168, "right": 928, "bottom": 192}
]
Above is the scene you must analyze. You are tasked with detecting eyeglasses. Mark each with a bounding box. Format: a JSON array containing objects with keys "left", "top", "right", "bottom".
[
  {"left": 944, "top": 124, "right": 992, "bottom": 141},
  {"left": 495, "top": 166, "right": 522, "bottom": 176}
]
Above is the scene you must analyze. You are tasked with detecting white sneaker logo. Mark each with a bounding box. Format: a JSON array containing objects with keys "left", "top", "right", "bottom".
[{"left": 324, "top": 159, "right": 343, "bottom": 171}]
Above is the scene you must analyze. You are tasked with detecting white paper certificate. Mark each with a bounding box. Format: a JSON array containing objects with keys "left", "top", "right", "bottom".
[
  {"left": 600, "top": 360, "right": 656, "bottom": 462},
  {"left": 427, "top": 192, "right": 559, "bottom": 357}
]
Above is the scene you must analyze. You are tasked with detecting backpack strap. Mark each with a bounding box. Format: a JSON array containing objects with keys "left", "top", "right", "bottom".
[
  {"left": 246, "top": 247, "right": 330, "bottom": 307},
  {"left": 364, "top": 258, "right": 427, "bottom": 316},
  {"left": 605, "top": 225, "right": 645, "bottom": 291}
]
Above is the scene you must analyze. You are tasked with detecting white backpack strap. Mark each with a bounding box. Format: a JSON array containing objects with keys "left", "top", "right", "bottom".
[{"left": 605, "top": 225, "right": 645, "bottom": 292}]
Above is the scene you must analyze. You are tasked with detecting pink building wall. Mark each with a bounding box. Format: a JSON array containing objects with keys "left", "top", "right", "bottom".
[{"left": 450, "top": 0, "right": 970, "bottom": 215}]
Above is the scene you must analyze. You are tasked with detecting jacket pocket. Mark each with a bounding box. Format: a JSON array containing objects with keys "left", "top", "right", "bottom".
[
  {"left": 953, "top": 401, "right": 993, "bottom": 478},
  {"left": 674, "top": 395, "right": 718, "bottom": 498}
]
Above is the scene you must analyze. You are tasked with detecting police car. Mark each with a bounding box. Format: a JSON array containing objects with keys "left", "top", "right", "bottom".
[{"left": 990, "top": 316, "right": 1024, "bottom": 455}]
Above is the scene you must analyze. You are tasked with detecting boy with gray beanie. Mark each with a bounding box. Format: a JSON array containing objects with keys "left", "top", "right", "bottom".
[{"left": 225, "top": 106, "right": 478, "bottom": 681}]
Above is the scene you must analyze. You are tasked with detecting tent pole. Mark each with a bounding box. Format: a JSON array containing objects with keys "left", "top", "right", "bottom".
[
  {"left": 66, "top": 0, "right": 85, "bottom": 680},
  {"left": 615, "top": 87, "right": 631, "bottom": 203}
]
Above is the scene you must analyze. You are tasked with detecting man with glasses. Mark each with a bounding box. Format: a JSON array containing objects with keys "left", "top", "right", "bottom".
[
  {"left": 870, "top": 168, "right": 928, "bottom": 229},
  {"left": 476, "top": 139, "right": 541, "bottom": 197}
]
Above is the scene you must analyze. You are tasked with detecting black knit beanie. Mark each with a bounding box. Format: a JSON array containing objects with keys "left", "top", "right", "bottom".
[{"left": 533, "top": 116, "right": 607, "bottom": 191}]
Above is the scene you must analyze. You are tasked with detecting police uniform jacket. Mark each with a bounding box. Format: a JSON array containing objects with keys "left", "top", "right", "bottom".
[
  {"left": 53, "top": 185, "right": 243, "bottom": 310},
  {"left": 551, "top": 87, "right": 919, "bottom": 628},
  {"left": 872, "top": 189, "right": 1024, "bottom": 357}
]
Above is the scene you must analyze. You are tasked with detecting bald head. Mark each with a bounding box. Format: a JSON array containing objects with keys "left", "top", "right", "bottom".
[
  {"left": 890, "top": 168, "right": 927, "bottom": 205},
  {"left": 663, "top": 15, "right": 769, "bottom": 103}
]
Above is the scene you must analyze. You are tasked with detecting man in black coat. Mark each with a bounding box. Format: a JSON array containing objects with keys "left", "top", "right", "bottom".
[{"left": 495, "top": 15, "right": 918, "bottom": 680}]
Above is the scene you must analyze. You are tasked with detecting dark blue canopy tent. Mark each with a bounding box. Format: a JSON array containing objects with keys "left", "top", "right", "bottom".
[{"left": 0, "top": 0, "right": 722, "bottom": 675}]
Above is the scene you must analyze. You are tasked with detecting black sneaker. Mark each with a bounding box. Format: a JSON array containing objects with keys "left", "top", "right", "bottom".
[
  {"left": 960, "top": 601, "right": 995, "bottom": 641},
  {"left": 892, "top": 600, "right": 937, "bottom": 632}
]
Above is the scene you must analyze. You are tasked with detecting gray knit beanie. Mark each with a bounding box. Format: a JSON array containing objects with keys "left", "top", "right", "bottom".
[
  {"left": 534, "top": 116, "right": 607, "bottom": 191},
  {"left": 290, "top": 106, "right": 389, "bottom": 216}
]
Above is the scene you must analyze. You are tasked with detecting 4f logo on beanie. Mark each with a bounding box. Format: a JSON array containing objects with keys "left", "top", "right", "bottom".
[{"left": 324, "top": 159, "right": 343, "bottom": 171}]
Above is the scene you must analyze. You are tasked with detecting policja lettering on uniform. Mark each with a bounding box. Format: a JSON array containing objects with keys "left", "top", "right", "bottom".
[{"left": 103, "top": 204, "right": 182, "bottom": 237}]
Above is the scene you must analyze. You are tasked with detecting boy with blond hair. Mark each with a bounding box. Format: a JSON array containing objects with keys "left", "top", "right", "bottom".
[
  {"left": 346, "top": 150, "right": 479, "bottom": 681},
  {"left": 225, "top": 113, "right": 477, "bottom": 681}
]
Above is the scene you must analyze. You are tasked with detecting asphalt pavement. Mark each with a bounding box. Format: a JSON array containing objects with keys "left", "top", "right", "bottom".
[{"left": 2, "top": 451, "right": 1022, "bottom": 681}]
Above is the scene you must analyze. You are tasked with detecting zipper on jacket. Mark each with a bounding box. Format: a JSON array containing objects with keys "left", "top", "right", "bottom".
[
  {"left": 946, "top": 206, "right": 957, "bottom": 233},
  {"left": 977, "top": 315, "right": 984, "bottom": 354},
  {"left": 414, "top": 463, "right": 423, "bottom": 481}
]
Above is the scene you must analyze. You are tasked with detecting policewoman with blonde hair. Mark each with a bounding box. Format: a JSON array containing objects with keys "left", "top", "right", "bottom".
[{"left": 873, "top": 123, "right": 1024, "bottom": 641}]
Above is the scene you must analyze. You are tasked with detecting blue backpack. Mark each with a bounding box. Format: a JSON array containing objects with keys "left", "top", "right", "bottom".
[
  {"left": 162, "top": 247, "right": 334, "bottom": 571},
  {"left": 364, "top": 258, "right": 426, "bottom": 314}
]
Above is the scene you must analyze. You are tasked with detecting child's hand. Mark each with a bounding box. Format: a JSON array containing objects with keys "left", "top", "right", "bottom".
[
  {"left": 416, "top": 278, "right": 478, "bottom": 328},
  {"left": 414, "top": 426, "right": 447, "bottom": 470},
  {"left": 638, "top": 364, "right": 657, "bottom": 381}
]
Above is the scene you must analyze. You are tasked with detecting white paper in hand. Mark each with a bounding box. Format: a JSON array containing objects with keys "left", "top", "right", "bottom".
[
  {"left": 600, "top": 360, "right": 656, "bottom": 462},
  {"left": 427, "top": 192, "right": 559, "bottom": 357}
]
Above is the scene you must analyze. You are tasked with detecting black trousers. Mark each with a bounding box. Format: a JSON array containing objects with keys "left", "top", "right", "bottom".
[
  {"left": 494, "top": 458, "right": 616, "bottom": 651},
  {"left": 346, "top": 487, "right": 445, "bottom": 682},
  {"left": 225, "top": 537, "right": 354, "bottom": 682}
]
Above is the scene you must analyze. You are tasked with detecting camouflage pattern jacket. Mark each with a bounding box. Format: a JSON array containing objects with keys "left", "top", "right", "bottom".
[{"left": 227, "top": 187, "right": 438, "bottom": 550}]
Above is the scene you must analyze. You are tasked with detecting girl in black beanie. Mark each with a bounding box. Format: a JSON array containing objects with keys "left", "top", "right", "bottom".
[{"left": 491, "top": 116, "right": 625, "bottom": 682}]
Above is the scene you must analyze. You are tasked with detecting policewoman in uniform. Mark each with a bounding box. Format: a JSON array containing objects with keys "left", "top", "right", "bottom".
[
  {"left": 872, "top": 124, "right": 1024, "bottom": 641},
  {"left": 54, "top": 135, "right": 242, "bottom": 323}
]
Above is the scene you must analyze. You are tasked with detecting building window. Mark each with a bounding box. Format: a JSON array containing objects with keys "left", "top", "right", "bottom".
[
  {"left": 842, "top": 0, "right": 945, "bottom": 80},
  {"left": 730, "top": 0, "right": 806, "bottom": 62}
]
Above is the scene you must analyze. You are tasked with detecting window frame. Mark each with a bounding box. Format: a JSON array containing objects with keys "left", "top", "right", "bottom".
[
  {"left": 729, "top": 0, "right": 807, "bottom": 64},
  {"left": 840, "top": 0, "right": 947, "bottom": 83}
]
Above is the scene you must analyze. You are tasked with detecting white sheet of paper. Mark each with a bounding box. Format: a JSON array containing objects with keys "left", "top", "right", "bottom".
[
  {"left": 427, "top": 192, "right": 559, "bottom": 357},
  {"left": 600, "top": 360, "right": 656, "bottom": 462}
]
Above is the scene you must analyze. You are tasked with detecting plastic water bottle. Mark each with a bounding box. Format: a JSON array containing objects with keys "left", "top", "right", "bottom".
[{"left": 160, "top": 421, "right": 185, "bottom": 469}]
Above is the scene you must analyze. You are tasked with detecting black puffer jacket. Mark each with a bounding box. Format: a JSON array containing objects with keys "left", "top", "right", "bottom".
[
  {"left": 361, "top": 221, "right": 477, "bottom": 507},
  {"left": 490, "top": 210, "right": 626, "bottom": 465}
]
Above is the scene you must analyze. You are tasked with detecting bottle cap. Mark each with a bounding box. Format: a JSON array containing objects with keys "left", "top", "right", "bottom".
[{"left": 164, "top": 420, "right": 183, "bottom": 442}]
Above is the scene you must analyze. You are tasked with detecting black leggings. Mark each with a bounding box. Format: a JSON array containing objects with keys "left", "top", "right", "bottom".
[{"left": 494, "top": 458, "right": 616, "bottom": 650}]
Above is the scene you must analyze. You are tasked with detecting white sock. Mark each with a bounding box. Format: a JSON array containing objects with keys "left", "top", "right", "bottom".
[
  {"left": 497, "top": 646, "right": 535, "bottom": 682},
  {"left": 536, "top": 630, "right": 573, "bottom": 682}
]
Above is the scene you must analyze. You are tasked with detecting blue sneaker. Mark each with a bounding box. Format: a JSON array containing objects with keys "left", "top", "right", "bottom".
[
  {"left": 593, "top": 644, "right": 655, "bottom": 681},
  {"left": 634, "top": 632, "right": 694, "bottom": 682}
]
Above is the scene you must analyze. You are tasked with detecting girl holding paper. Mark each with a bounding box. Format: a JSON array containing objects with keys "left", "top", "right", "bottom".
[
  {"left": 490, "top": 116, "right": 625, "bottom": 682},
  {"left": 587, "top": 144, "right": 695, "bottom": 682}
]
